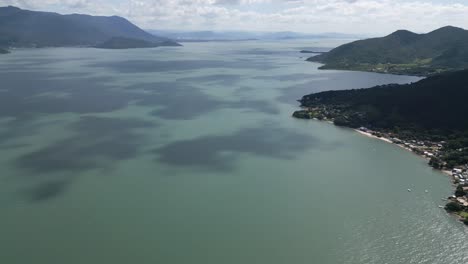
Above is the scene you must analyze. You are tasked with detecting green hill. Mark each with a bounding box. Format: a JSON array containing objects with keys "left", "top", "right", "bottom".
[
  {"left": 0, "top": 6, "right": 180, "bottom": 48},
  {"left": 298, "top": 69, "right": 468, "bottom": 131},
  {"left": 307, "top": 26, "right": 468, "bottom": 76}
]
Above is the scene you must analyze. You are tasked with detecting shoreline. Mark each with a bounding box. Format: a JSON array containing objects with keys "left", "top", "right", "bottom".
[
  {"left": 294, "top": 110, "right": 468, "bottom": 225},
  {"left": 353, "top": 128, "right": 452, "bottom": 176},
  {"left": 352, "top": 126, "right": 468, "bottom": 225}
]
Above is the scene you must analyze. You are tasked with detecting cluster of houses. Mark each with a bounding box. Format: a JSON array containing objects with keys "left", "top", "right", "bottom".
[
  {"left": 346, "top": 125, "right": 468, "bottom": 217},
  {"left": 450, "top": 168, "right": 468, "bottom": 208},
  {"left": 358, "top": 127, "right": 444, "bottom": 159},
  {"left": 452, "top": 168, "right": 468, "bottom": 185}
]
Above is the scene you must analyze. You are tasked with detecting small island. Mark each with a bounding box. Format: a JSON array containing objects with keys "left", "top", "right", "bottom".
[
  {"left": 293, "top": 69, "right": 468, "bottom": 224},
  {"left": 95, "top": 37, "right": 181, "bottom": 49}
]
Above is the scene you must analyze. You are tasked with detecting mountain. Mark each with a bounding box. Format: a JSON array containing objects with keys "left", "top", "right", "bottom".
[
  {"left": 0, "top": 6, "right": 180, "bottom": 48},
  {"left": 147, "top": 29, "right": 361, "bottom": 42},
  {"left": 307, "top": 26, "right": 468, "bottom": 76},
  {"left": 95, "top": 37, "right": 181, "bottom": 49}
]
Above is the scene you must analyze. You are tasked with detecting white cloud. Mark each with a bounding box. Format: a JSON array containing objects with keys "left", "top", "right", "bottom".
[{"left": 2, "top": 0, "right": 468, "bottom": 34}]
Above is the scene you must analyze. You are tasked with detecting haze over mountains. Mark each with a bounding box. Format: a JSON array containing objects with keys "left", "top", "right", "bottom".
[
  {"left": 308, "top": 26, "right": 468, "bottom": 76},
  {"left": 0, "top": 6, "right": 179, "bottom": 49}
]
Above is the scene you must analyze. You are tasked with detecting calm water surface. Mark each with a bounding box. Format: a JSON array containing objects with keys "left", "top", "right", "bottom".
[{"left": 0, "top": 40, "right": 467, "bottom": 264}]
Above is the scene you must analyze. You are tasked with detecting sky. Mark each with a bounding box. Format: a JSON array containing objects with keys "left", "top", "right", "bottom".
[{"left": 2, "top": 0, "right": 468, "bottom": 34}]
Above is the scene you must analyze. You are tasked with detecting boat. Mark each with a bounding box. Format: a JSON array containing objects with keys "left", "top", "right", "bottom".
[{"left": 408, "top": 189, "right": 412, "bottom": 192}]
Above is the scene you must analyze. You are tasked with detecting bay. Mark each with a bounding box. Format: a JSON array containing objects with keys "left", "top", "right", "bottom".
[{"left": 0, "top": 40, "right": 467, "bottom": 264}]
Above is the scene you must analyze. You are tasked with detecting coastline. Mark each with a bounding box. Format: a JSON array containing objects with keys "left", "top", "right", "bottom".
[
  {"left": 354, "top": 129, "right": 393, "bottom": 144},
  {"left": 293, "top": 100, "right": 468, "bottom": 225},
  {"left": 350, "top": 124, "right": 468, "bottom": 225},
  {"left": 353, "top": 128, "right": 452, "bottom": 176}
]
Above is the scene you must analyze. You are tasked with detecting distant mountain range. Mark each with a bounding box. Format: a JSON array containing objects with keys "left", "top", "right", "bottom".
[
  {"left": 147, "top": 30, "right": 361, "bottom": 42},
  {"left": 0, "top": 6, "right": 180, "bottom": 49},
  {"left": 307, "top": 26, "right": 468, "bottom": 76}
]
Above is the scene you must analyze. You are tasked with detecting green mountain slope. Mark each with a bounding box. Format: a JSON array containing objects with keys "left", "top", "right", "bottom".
[
  {"left": 307, "top": 26, "right": 468, "bottom": 76},
  {"left": 0, "top": 6, "right": 180, "bottom": 48},
  {"left": 298, "top": 69, "right": 468, "bottom": 131}
]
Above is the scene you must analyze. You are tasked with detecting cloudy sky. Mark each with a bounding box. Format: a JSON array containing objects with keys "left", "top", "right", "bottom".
[{"left": 2, "top": 0, "right": 468, "bottom": 34}]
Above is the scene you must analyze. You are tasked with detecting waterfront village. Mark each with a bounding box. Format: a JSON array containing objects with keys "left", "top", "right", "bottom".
[{"left": 293, "top": 107, "right": 468, "bottom": 225}]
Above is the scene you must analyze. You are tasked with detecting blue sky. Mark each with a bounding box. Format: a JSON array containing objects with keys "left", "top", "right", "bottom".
[{"left": 2, "top": 0, "right": 468, "bottom": 34}]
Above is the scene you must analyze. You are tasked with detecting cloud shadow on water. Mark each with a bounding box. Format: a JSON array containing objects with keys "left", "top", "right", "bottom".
[
  {"left": 89, "top": 59, "right": 277, "bottom": 73},
  {"left": 27, "top": 181, "right": 69, "bottom": 202},
  {"left": 177, "top": 74, "right": 243, "bottom": 86},
  {"left": 153, "top": 124, "right": 337, "bottom": 172},
  {"left": 129, "top": 82, "right": 279, "bottom": 119},
  {"left": 15, "top": 116, "right": 157, "bottom": 201}
]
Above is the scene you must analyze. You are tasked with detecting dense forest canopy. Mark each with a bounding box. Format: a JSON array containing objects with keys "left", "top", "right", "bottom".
[{"left": 300, "top": 69, "right": 468, "bottom": 132}]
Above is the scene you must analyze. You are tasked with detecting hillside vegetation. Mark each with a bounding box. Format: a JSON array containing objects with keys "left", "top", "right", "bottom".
[{"left": 307, "top": 26, "right": 468, "bottom": 76}]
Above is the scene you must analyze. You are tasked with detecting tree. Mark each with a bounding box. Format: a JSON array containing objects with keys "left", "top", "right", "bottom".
[
  {"left": 463, "top": 218, "right": 468, "bottom": 226},
  {"left": 455, "top": 185, "right": 467, "bottom": 197},
  {"left": 445, "top": 201, "right": 463, "bottom": 212}
]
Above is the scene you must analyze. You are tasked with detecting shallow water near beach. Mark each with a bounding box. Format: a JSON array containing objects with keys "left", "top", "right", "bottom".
[{"left": 0, "top": 40, "right": 467, "bottom": 264}]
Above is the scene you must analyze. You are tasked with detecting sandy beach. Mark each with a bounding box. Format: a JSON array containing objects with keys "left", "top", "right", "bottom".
[
  {"left": 354, "top": 129, "right": 453, "bottom": 177},
  {"left": 354, "top": 129, "right": 393, "bottom": 143}
]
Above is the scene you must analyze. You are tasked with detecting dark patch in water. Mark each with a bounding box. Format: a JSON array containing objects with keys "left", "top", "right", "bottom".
[
  {"left": 178, "top": 74, "right": 242, "bottom": 85},
  {"left": 0, "top": 118, "right": 39, "bottom": 146},
  {"left": 28, "top": 181, "right": 68, "bottom": 202},
  {"left": 134, "top": 83, "right": 225, "bottom": 120},
  {"left": 154, "top": 124, "right": 326, "bottom": 171},
  {"left": 129, "top": 82, "right": 279, "bottom": 119},
  {"left": 253, "top": 73, "right": 321, "bottom": 81},
  {"left": 0, "top": 71, "right": 130, "bottom": 118},
  {"left": 15, "top": 116, "right": 157, "bottom": 201},
  {"left": 89, "top": 59, "right": 276, "bottom": 73},
  {"left": 16, "top": 116, "right": 156, "bottom": 174}
]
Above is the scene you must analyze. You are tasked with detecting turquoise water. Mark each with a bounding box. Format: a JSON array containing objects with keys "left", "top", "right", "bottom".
[{"left": 0, "top": 40, "right": 467, "bottom": 264}]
